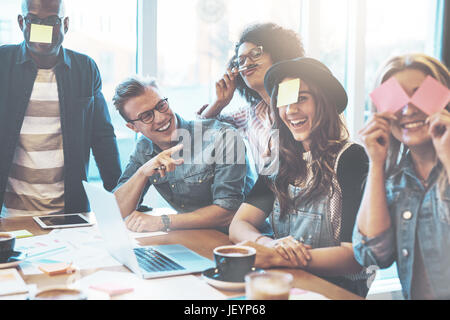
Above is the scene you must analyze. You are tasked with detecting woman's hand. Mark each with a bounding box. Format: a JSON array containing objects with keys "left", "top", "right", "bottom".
[
  {"left": 197, "top": 68, "right": 237, "bottom": 118},
  {"left": 238, "top": 239, "right": 310, "bottom": 269},
  {"left": 428, "top": 109, "right": 450, "bottom": 178},
  {"left": 214, "top": 68, "right": 237, "bottom": 109},
  {"left": 266, "top": 236, "right": 312, "bottom": 267},
  {"left": 359, "top": 112, "right": 397, "bottom": 166}
]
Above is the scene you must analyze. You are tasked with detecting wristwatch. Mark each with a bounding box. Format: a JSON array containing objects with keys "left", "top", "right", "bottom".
[{"left": 161, "top": 214, "right": 171, "bottom": 232}]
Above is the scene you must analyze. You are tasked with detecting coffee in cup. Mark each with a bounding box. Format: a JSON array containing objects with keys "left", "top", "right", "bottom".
[
  {"left": 0, "top": 232, "right": 16, "bottom": 259},
  {"left": 245, "top": 271, "right": 293, "bottom": 300},
  {"left": 213, "top": 245, "right": 256, "bottom": 282}
]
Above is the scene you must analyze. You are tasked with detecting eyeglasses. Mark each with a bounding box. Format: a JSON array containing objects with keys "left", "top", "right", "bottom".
[
  {"left": 128, "top": 98, "right": 170, "bottom": 124},
  {"left": 23, "top": 14, "right": 65, "bottom": 27},
  {"left": 233, "top": 46, "right": 264, "bottom": 68}
]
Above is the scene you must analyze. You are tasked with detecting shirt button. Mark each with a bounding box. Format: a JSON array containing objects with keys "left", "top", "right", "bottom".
[
  {"left": 153, "top": 179, "right": 157, "bottom": 183},
  {"left": 402, "top": 211, "right": 412, "bottom": 220},
  {"left": 198, "top": 179, "right": 202, "bottom": 183},
  {"left": 181, "top": 204, "right": 185, "bottom": 208},
  {"left": 402, "top": 249, "right": 409, "bottom": 257},
  {"left": 171, "top": 185, "right": 175, "bottom": 188}
]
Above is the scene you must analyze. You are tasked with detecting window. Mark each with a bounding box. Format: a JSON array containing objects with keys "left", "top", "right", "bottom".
[
  {"left": 156, "top": 0, "right": 302, "bottom": 119},
  {"left": 64, "top": 0, "right": 138, "bottom": 181},
  {"left": 0, "top": 0, "right": 138, "bottom": 182},
  {"left": 364, "top": 0, "right": 442, "bottom": 118},
  {"left": 0, "top": 0, "right": 24, "bottom": 45}
]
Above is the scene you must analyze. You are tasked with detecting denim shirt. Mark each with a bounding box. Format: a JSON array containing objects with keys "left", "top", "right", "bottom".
[
  {"left": 269, "top": 143, "right": 371, "bottom": 297},
  {"left": 0, "top": 42, "right": 121, "bottom": 214},
  {"left": 116, "top": 114, "right": 256, "bottom": 214},
  {"left": 353, "top": 154, "right": 450, "bottom": 299}
]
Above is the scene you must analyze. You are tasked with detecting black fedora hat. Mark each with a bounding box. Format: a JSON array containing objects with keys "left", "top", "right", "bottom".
[{"left": 264, "top": 57, "right": 348, "bottom": 114}]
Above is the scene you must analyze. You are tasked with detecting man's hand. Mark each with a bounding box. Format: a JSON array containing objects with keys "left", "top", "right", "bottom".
[
  {"left": 125, "top": 211, "right": 163, "bottom": 232},
  {"left": 139, "top": 144, "right": 184, "bottom": 178}
]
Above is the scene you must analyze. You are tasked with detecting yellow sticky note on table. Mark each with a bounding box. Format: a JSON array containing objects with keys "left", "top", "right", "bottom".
[
  {"left": 29, "top": 24, "right": 53, "bottom": 44},
  {"left": 277, "top": 78, "right": 301, "bottom": 108},
  {"left": 10, "top": 230, "right": 33, "bottom": 239}
]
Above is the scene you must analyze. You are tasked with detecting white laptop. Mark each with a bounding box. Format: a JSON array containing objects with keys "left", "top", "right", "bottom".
[{"left": 82, "top": 181, "right": 214, "bottom": 279}]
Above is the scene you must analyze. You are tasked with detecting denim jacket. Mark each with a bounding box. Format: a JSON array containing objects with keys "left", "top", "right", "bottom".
[
  {"left": 269, "top": 143, "right": 371, "bottom": 297},
  {"left": 116, "top": 114, "right": 256, "bottom": 215},
  {"left": 353, "top": 154, "right": 450, "bottom": 299},
  {"left": 0, "top": 42, "right": 121, "bottom": 214}
]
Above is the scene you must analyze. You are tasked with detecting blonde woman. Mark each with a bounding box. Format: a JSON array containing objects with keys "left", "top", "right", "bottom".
[{"left": 354, "top": 54, "right": 450, "bottom": 299}]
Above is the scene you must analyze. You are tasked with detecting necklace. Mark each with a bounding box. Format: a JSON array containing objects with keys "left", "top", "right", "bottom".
[{"left": 418, "top": 177, "right": 428, "bottom": 188}]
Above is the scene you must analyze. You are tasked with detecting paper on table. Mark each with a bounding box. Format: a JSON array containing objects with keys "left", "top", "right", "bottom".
[
  {"left": 410, "top": 75, "right": 450, "bottom": 115},
  {"left": 29, "top": 24, "right": 53, "bottom": 43},
  {"left": 0, "top": 268, "right": 28, "bottom": 296},
  {"left": 277, "top": 78, "right": 300, "bottom": 108},
  {"left": 89, "top": 282, "right": 134, "bottom": 296},
  {"left": 74, "top": 270, "right": 226, "bottom": 300},
  {"left": 15, "top": 234, "right": 68, "bottom": 259},
  {"left": 289, "top": 288, "right": 329, "bottom": 300}
]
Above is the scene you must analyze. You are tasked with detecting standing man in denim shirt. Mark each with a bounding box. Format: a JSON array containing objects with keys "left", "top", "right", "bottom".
[
  {"left": 113, "top": 77, "right": 256, "bottom": 234},
  {"left": 0, "top": 0, "right": 121, "bottom": 217}
]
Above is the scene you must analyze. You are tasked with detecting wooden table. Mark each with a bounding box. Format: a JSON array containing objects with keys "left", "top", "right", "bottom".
[{"left": 0, "top": 215, "right": 362, "bottom": 300}]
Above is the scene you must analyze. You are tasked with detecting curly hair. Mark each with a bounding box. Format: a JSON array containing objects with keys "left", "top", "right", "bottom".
[
  {"left": 268, "top": 80, "right": 349, "bottom": 217},
  {"left": 229, "top": 23, "right": 305, "bottom": 106}
]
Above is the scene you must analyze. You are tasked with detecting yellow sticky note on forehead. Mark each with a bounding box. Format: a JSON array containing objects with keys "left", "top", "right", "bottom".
[
  {"left": 29, "top": 24, "right": 53, "bottom": 44},
  {"left": 277, "top": 78, "right": 301, "bottom": 108}
]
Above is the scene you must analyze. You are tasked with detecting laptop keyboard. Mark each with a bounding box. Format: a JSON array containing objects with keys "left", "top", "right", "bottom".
[{"left": 134, "top": 247, "right": 185, "bottom": 273}]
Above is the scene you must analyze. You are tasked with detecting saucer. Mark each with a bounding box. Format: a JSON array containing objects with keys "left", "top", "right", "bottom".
[
  {"left": 202, "top": 267, "right": 265, "bottom": 291},
  {"left": 0, "top": 251, "right": 28, "bottom": 269}
]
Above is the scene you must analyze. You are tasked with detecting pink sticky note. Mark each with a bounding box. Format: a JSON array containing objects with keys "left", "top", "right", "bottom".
[
  {"left": 410, "top": 75, "right": 450, "bottom": 115},
  {"left": 89, "top": 282, "right": 134, "bottom": 296},
  {"left": 370, "top": 77, "right": 410, "bottom": 113}
]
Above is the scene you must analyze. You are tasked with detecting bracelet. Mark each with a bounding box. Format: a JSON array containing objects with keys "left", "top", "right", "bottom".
[{"left": 254, "top": 235, "right": 267, "bottom": 244}]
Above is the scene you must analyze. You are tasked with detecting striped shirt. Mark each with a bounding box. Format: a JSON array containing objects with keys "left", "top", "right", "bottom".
[
  {"left": 3, "top": 69, "right": 65, "bottom": 217},
  {"left": 216, "top": 100, "right": 278, "bottom": 175}
]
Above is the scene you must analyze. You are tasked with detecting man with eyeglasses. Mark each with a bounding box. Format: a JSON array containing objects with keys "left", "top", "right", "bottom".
[
  {"left": 112, "top": 77, "right": 256, "bottom": 234},
  {"left": 0, "top": 0, "right": 121, "bottom": 217}
]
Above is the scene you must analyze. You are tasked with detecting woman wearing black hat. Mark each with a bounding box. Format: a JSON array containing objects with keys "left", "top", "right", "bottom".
[{"left": 229, "top": 57, "right": 372, "bottom": 297}]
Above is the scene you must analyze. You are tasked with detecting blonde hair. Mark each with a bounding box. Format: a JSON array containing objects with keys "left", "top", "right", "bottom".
[{"left": 372, "top": 53, "right": 450, "bottom": 194}]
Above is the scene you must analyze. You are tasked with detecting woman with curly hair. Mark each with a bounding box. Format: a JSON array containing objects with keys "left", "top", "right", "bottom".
[{"left": 197, "top": 22, "right": 305, "bottom": 175}]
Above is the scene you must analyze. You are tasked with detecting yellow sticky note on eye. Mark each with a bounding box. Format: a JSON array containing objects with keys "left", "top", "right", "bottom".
[
  {"left": 277, "top": 78, "right": 301, "bottom": 108},
  {"left": 29, "top": 24, "right": 53, "bottom": 44}
]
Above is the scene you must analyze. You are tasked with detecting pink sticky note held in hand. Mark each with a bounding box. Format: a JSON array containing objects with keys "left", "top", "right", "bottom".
[
  {"left": 410, "top": 75, "right": 450, "bottom": 115},
  {"left": 370, "top": 77, "right": 410, "bottom": 113}
]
